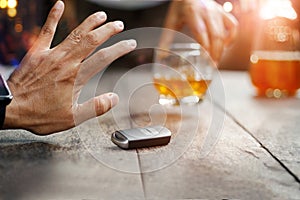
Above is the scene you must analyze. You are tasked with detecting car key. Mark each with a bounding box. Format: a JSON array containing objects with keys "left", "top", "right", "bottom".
[{"left": 111, "top": 125, "right": 171, "bottom": 149}]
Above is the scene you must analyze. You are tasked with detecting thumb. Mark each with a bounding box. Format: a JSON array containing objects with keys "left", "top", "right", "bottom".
[{"left": 74, "top": 93, "right": 119, "bottom": 125}]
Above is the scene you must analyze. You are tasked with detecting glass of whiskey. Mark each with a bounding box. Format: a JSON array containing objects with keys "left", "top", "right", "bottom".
[{"left": 153, "top": 43, "right": 215, "bottom": 105}]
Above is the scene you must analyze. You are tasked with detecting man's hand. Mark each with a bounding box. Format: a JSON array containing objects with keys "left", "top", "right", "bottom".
[
  {"left": 3, "top": 1, "right": 137, "bottom": 135},
  {"left": 161, "top": 0, "right": 238, "bottom": 62}
]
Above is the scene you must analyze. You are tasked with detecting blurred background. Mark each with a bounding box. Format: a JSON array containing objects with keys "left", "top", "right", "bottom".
[{"left": 0, "top": 0, "right": 299, "bottom": 70}]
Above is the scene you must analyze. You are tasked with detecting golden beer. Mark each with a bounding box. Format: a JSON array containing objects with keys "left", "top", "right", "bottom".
[{"left": 250, "top": 51, "right": 300, "bottom": 97}]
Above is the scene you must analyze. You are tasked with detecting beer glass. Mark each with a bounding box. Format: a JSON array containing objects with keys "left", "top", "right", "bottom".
[
  {"left": 153, "top": 43, "right": 215, "bottom": 105},
  {"left": 250, "top": 0, "right": 300, "bottom": 98}
]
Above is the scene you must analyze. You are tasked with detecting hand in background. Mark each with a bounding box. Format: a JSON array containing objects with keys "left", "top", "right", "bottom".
[
  {"left": 161, "top": 0, "right": 238, "bottom": 62},
  {"left": 3, "top": 1, "right": 136, "bottom": 135}
]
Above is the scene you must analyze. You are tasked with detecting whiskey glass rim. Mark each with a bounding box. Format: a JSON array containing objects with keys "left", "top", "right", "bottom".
[{"left": 170, "top": 43, "right": 201, "bottom": 51}]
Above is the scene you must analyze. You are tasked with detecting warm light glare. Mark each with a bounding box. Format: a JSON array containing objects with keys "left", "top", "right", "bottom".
[
  {"left": 7, "top": 0, "right": 17, "bottom": 9},
  {"left": 7, "top": 7, "right": 16, "bottom": 17},
  {"left": 14, "top": 23, "right": 23, "bottom": 32},
  {"left": 260, "top": 0, "right": 297, "bottom": 20},
  {"left": 0, "top": 0, "right": 7, "bottom": 9},
  {"left": 223, "top": 2, "right": 233, "bottom": 13},
  {"left": 250, "top": 54, "right": 259, "bottom": 64}
]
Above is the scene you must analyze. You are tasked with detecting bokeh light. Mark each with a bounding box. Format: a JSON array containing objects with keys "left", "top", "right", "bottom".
[
  {"left": 260, "top": 0, "right": 297, "bottom": 20},
  {"left": 0, "top": 0, "right": 7, "bottom": 9},
  {"left": 14, "top": 23, "right": 23, "bottom": 32},
  {"left": 7, "top": 0, "right": 17, "bottom": 9},
  {"left": 7, "top": 7, "right": 17, "bottom": 17},
  {"left": 223, "top": 1, "right": 233, "bottom": 13}
]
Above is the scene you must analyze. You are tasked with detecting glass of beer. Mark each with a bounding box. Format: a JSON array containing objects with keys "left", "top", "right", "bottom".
[
  {"left": 250, "top": 51, "right": 300, "bottom": 97},
  {"left": 153, "top": 43, "right": 215, "bottom": 105},
  {"left": 250, "top": 0, "right": 300, "bottom": 98}
]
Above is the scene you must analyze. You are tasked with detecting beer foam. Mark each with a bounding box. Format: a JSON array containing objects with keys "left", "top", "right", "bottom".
[{"left": 251, "top": 50, "right": 300, "bottom": 61}]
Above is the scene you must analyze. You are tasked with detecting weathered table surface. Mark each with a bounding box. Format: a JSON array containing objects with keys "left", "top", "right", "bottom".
[{"left": 0, "top": 69, "right": 299, "bottom": 200}]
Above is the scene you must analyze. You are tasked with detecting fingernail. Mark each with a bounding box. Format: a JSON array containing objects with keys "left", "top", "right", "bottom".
[
  {"left": 96, "top": 11, "right": 106, "bottom": 20},
  {"left": 108, "top": 93, "right": 119, "bottom": 107},
  {"left": 55, "top": 0, "right": 64, "bottom": 9},
  {"left": 127, "top": 39, "right": 137, "bottom": 48},
  {"left": 114, "top": 21, "right": 124, "bottom": 30}
]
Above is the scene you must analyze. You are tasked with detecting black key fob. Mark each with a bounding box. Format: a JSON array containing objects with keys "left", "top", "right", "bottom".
[{"left": 111, "top": 125, "right": 171, "bottom": 149}]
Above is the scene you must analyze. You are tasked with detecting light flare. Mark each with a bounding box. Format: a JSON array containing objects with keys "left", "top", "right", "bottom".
[
  {"left": 223, "top": 1, "right": 233, "bottom": 13},
  {"left": 260, "top": 0, "right": 297, "bottom": 20},
  {"left": 7, "top": 0, "right": 17, "bottom": 9},
  {"left": 0, "top": 0, "right": 7, "bottom": 9},
  {"left": 7, "top": 7, "right": 16, "bottom": 17}
]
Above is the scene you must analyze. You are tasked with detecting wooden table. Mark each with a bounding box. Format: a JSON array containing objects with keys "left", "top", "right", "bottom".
[{"left": 0, "top": 69, "right": 299, "bottom": 199}]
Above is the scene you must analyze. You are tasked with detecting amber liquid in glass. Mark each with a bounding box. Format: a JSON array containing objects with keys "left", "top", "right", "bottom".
[
  {"left": 250, "top": 51, "right": 300, "bottom": 97},
  {"left": 153, "top": 77, "right": 211, "bottom": 100}
]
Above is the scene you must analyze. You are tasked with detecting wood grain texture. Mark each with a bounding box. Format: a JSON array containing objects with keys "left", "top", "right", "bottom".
[
  {"left": 114, "top": 69, "right": 300, "bottom": 199},
  {"left": 135, "top": 96, "right": 299, "bottom": 199},
  {"left": 0, "top": 69, "right": 299, "bottom": 199},
  {"left": 141, "top": 113, "right": 300, "bottom": 199},
  {"left": 0, "top": 71, "right": 144, "bottom": 199},
  {"left": 217, "top": 71, "right": 300, "bottom": 180}
]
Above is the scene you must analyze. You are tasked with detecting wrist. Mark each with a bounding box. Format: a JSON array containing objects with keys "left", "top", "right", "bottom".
[
  {"left": 3, "top": 80, "right": 20, "bottom": 129},
  {"left": 3, "top": 98, "right": 20, "bottom": 129}
]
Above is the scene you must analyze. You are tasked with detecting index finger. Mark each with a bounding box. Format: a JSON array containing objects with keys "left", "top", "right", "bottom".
[
  {"left": 75, "top": 39, "right": 137, "bottom": 87},
  {"left": 223, "top": 12, "right": 238, "bottom": 46},
  {"left": 33, "top": 1, "right": 64, "bottom": 51},
  {"left": 185, "top": 8, "right": 210, "bottom": 52},
  {"left": 159, "top": 1, "right": 184, "bottom": 50}
]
